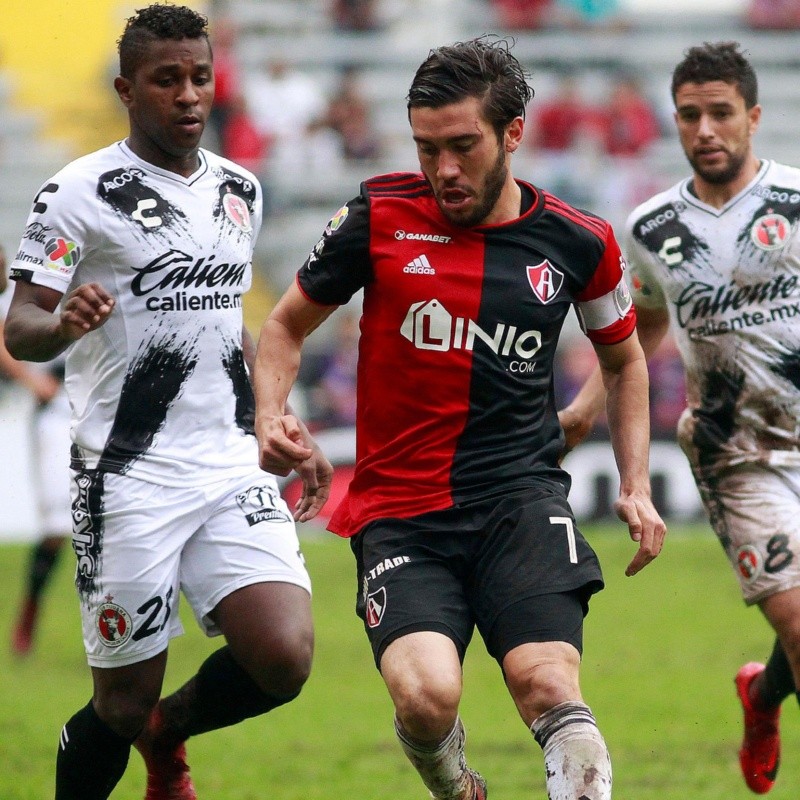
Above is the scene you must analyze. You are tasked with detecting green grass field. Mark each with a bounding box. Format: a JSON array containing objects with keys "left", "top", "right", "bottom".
[{"left": 0, "top": 523, "right": 796, "bottom": 799}]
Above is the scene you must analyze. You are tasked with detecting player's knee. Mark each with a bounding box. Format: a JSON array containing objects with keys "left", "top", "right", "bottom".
[
  {"left": 94, "top": 690, "right": 159, "bottom": 740},
  {"left": 252, "top": 636, "right": 313, "bottom": 698},
  {"left": 392, "top": 676, "right": 461, "bottom": 740},
  {"left": 506, "top": 660, "right": 581, "bottom": 723}
]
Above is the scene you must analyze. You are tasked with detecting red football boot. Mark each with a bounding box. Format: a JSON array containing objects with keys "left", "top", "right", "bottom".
[
  {"left": 735, "top": 662, "right": 780, "bottom": 794},
  {"left": 134, "top": 707, "right": 197, "bottom": 800}
]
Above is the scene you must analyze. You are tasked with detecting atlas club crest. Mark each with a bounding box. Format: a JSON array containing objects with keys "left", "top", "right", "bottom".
[{"left": 527, "top": 260, "right": 564, "bottom": 304}]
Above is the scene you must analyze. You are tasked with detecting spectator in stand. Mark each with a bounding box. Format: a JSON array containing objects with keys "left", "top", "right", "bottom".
[
  {"left": 205, "top": 15, "right": 241, "bottom": 152},
  {"left": 557, "top": 0, "right": 630, "bottom": 30},
  {"left": 308, "top": 312, "right": 359, "bottom": 429},
  {"left": 330, "top": 0, "right": 382, "bottom": 30},
  {"left": 596, "top": 73, "right": 662, "bottom": 158},
  {"left": 221, "top": 93, "right": 270, "bottom": 176},
  {"left": 489, "top": 0, "right": 554, "bottom": 29},
  {"left": 243, "top": 55, "right": 332, "bottom": 203},
  {"left": 746, "top": 0, "right": 800, "bottom": 29},
  {"left": 528, "top": 71, "right": 599, "bottom": 205},
  {"left": 320, "top": 65, "right": 382, "bottom": 162}
]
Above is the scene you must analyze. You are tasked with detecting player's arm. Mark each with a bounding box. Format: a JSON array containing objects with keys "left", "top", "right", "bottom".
[
  {"left": 4, "top": 280, "right": 114, "bottom": 362},
  {"left": 253, "top": 282, "right": 337, "bottom": 520},
  {"left": 0, "top": 318, "right": 60, "bottom": 403},
  {"left": 559, "top": 303, "right": 670, "bottom": 452},
  {"left": 245, "top": 319, "right": 335, "bottom": 522},
  {"left": 595, "top": 330, "right": 666, "bottom": 576}
]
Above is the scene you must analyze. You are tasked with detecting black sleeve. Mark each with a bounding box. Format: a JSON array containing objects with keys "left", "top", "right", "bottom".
[{"left": 297, "top": 190, "right": 372, "bottom": 306}]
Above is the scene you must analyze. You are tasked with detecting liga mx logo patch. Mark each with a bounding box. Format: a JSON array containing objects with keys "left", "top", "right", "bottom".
[
  {"left": 527, "top": 260, "right": 564, "bottom": 304},
  {"left": 236, "top": 484, "right": 291, "bottom": 526}
]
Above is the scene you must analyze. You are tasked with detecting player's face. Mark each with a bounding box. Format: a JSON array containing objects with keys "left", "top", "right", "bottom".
[
  {"left": 410, "top": 96, "right": 523, "bottom": 227},
  {"left": 115, "top": 36, "right": 214, "bottom": 176},
  {"left": 674, "top": 80, "right": 760, "bottom": 187}
]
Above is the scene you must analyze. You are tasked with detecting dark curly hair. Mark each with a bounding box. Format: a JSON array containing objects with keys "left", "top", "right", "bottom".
[
  {"left": 407, "top": 36, "right": 534, "bottom": 139},
  {"left": 118, "top": 4, "right": 210, "bottom": 78},
  {"left": 671, "top": 41, "right": 758, "bottom": 108}
]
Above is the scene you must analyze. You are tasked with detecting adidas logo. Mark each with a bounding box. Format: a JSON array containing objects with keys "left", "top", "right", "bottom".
[{"left": 403, "top": 254, "right": 436, "bottom": 275}]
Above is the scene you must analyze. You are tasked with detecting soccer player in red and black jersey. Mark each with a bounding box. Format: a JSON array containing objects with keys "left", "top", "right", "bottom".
[{"left": 254, "top": 37, "right": 666, "bottom": 800}]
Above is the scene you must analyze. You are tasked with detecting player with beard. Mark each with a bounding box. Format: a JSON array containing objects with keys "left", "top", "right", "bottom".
[
  {"left": 561, "top": 41, "right": 800, "bottom": 795},
  {"left": 253, "top": 37, "right": 666, "bottom": 800},
  {"left": 3, "top": 5, "right": 331, "bottom": 799}
]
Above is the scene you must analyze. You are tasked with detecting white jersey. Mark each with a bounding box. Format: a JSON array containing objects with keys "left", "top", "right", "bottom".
[
  {"left": 626, "top": 159, "right": 800, "bottom": 469},
  {"left": 10, "top": 141, "right": 263, "bottom": 486}
]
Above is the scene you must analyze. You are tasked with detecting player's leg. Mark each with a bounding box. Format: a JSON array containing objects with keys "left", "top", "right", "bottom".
[
  {"left": 505, "top": 638, "right": 611, "bottom": 800},
  {"left": 352, "top": 514, "right": 482, "bottom": 800},
  {"left": 56, "top": 652, "right": 168, "bottom": 800},
  {"left": 12, "top": 535, "right": 65, "bottom": 654},
  {"left": 137, "top": 473, "right": 312, "bottom": 776},
  {"left": 60, "top": 470, "right": 191, "bottom": 800},
  {"left": 472, "top": 487, "right": 608, "bottom": 799},
  {"left": 736, "top": 587, "right": 800, "bottom": 794},
  {"left": 381, "top": 632, "right": 485, "bottom": 800},
  {"left": 695, "top": 463, "right": 800, "bottom": 793},
  {"left": 13, "top": 391, "right": 73, "bottom": 654}
]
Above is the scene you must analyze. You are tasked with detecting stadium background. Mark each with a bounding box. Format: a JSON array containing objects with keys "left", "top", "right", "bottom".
[{"left": 1, "top": 0, "right": 798, "bottom": 538}]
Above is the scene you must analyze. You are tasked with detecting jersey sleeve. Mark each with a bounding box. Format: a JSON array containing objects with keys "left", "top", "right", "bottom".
[
  {"left": 622, "top": 216, "right": 668, "bottom": 311},
  {"left": 574, "top": 223, "right": 636, "bottom": 345},
  {"left": 296, "top": 191, "right": 373, "bottom": 306},
  {"left": 10, "top": 165, "right": 97, "bottom": 294}
]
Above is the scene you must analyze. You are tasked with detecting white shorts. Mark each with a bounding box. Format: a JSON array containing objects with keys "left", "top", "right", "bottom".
[
  {"left": 32, "top": 387, "right": 72, "bottom": 536},
  {"left": 70, "top": 468, "right": 311, "bottom": 668},
  {"left": 691, "top": 460, "right": 800, "bottom": 605}
]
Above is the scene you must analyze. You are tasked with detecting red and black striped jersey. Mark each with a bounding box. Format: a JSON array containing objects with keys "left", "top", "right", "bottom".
[{"left": 298, "top": 172, "right": 635, "bottom": 537}]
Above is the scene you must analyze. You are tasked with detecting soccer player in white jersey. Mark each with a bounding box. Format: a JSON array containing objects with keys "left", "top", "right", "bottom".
[
  {"left": 561, "top": 41, "right": 800, "bottom": 795},
  {"left": 3, "top": 6, "right": 332, "bottom": 800}
]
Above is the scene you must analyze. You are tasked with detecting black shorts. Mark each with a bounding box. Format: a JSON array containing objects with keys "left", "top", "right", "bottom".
[{"left": 351, "top": 484, "right": 604, "bottom": 669}]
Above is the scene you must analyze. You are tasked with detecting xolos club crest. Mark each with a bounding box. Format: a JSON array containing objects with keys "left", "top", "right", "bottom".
[
  {"left": 96, "top": 595, "right": 133, "bottom": 647},
  {"left": 527, "top": 260, "right": 564, "bottom": 304}
]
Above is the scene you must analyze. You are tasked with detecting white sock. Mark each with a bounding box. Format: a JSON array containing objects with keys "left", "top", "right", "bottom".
[
  {"left": 531, "top": 701, "right": 612, "bottom": 800},
  {"left": 395, "top": 716, "right": 472, "bottom": 800}
]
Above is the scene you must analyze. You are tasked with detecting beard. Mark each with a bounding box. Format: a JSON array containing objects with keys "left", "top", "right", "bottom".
[
  {"left": 688, "top": 146, "right": 749, "bottom": 186},
  {"left": 436, "top": 147, "right": 508, "bottom": 228}
]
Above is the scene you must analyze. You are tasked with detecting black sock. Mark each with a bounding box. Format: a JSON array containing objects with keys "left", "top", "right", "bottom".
[
  {"left": 27, "top": 540, "right": 61, "bottom": 600},
  {"left": 55, "top": 701, "right": 133, "bottom": 800},
  {"left": 159, "top": 645, "right": 301, "bottom": 741},
  {"left": 762, "top": 638, "right": 796, "bottom": 708}
]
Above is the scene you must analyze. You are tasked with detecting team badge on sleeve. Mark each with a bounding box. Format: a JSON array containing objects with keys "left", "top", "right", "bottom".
[{"left": 526, "top": 260, "right": 564, "bottom": 304}]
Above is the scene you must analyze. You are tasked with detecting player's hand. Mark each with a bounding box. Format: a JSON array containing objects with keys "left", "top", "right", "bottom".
[
  {"left": 613, "top": 489, "right": 667, "bottom": 576},
  {"left": 257, "top": 414, "right": 314, "bottom": 477},
  {"left": 292, "top": 442, "right": 334, "bottom": 523},
  {"left": 59, "top": 283, "right": 115, "bottom": 341}
]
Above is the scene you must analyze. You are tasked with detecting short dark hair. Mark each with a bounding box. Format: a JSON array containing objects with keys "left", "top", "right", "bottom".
[
  {"left": 118, "top": 4, "right": 210, "bottom": 79},
  {"left": 671, "top": 41, "right": 758, "bottom": 108},
  {"left": 407, "top": 37, "right": 534, "bottom": 138}
]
